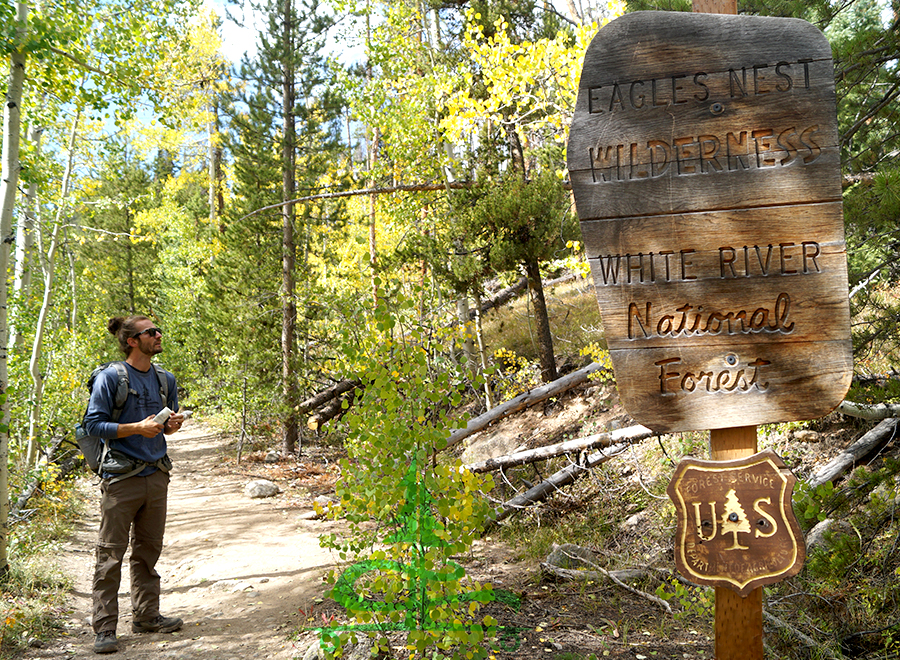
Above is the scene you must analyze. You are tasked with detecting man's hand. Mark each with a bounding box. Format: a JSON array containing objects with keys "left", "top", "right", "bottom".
[
  {"left": 118, "top": 416, "right": 164, "bottom": 438},
  {"left": 164, "top": 412, "right": 185, "bottom": 435}
]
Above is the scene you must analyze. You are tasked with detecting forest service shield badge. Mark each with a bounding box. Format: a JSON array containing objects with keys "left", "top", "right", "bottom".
[{"left": 666, "top": 449, "right": 806, "bottom": 596}]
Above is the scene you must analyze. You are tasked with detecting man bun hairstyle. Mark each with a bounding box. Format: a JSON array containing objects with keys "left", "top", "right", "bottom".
[{"left": 108, "top": 315, "right": 150, "bottom": 355}]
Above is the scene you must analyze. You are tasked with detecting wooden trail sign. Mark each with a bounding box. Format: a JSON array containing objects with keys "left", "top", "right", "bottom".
[
  {"left": 567, "top": 11, "right": 853, "bottom": 433},
  {"left": 667, "top": 449, "right": 805, "bottom": 596}
]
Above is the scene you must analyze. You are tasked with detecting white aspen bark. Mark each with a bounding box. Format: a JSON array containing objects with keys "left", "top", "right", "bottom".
[
  {"left": 208, "top": 93, "right": 216, "bottom": 224},
  {"left": 837, "top": 399, "right": 900, "bottom": 420},
  {"left": 0, "top": 0, "right": 29, "bottom": 576},
  {"left": 25, "top": 111, "right": 79, "bottom": 466},
  {"left": 13, "top": 123, "right": 41, "bottom": 293},
  {"left": 456, "top": 295, "right": 475, "bottom": 366},
  {"left": 9, "top": 122, "right": 42, "bottom": 352}
]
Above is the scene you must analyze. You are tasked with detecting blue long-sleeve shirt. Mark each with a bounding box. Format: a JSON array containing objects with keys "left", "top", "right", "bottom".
[{"left": 82, "top": 362, "right": 178, "bottom": 476}]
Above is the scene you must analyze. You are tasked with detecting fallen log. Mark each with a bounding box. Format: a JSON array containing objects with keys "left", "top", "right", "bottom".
[
  {"left": 485, "top": 425, "right": 657, "bottom": 526},
  {"left": 10, "top": 436, "right": 82, "bottom": 521},
  {"left": 540, "top": 547, "right": 671, "bottom": 614},
  {"left": 808, "top": 417, "right": 900, "bottom": 488},
  {"left": 446, "top": 361, "right": 609, "bottom": 451},
  {"left": 853, "top": 371, "right": 900, "bottom": 386},
  {"left": 465, "top": 424, "right": 655, "bottom": 473},
  {"left": 299, "top": 378, "right": 361, "bottom": 416},
  {"left": 445, "top": 278, "right": 528, "bottom": 330},
  {"left": 837, "top": 400, "right": 900, "bottom": 421},
  {"left": 450, "top": 272, "right": 583, "bottom": 327},
  {"left": 470, "top": 277, "right": 527, "bottom": 321},
  {"left": 543, "top": 271, "right": 581, "bottom": 289},
  {"left": 763, "top": 611, "right": 842, "bottom": 660},
  {"left": 307, "top": 390, "right": 357, "bottom": 431}
]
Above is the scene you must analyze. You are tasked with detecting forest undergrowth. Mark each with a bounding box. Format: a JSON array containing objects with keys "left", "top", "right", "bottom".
[{"left": 4, "top": 281, "right": 900, "bottom": 660}]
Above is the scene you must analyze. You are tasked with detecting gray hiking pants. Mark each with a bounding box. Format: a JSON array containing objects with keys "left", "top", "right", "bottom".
[{"left": 92, "top": 469, "right": 169, "bottom": 633}]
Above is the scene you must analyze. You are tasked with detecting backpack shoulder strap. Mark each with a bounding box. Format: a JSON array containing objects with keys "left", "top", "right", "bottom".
[
  {"left": 109, "top": 362, "right": 132, "bottom": 423},
  {"left": 152, "top": 364, "right": 170, "bottom": 406}
]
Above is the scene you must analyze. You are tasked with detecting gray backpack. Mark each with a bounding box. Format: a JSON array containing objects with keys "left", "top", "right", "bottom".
[{"left": 75, "top": 361, "right": 170, "bottom": 480}]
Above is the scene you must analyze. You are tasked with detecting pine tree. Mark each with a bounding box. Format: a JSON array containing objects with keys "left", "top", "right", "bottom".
[
  {"left": 721, "top": 489, "right": 751, "bottom": 551},
  {"left": 464, "top": 171, "right": 577, "bottom": 382},
  {"left": 226, "top": 0, "right": 344, "bottom": 453},
  {"left": 76, "top": 143, "right": 161, "bottom": 315}
]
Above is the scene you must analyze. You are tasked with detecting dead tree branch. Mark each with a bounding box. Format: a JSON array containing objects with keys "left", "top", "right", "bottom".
[
  {"left": 838, "top": 400, "right": 900, "bottom": 421},
  {"left": 465, "top": 424, "right": 655, "bottom": 473},
  {"left": 300, "top": 379, "right": 361, "bottom": 416},
  {"left": 762, "top": 611, "right": 842, "bottom": 660},
  {"left": 808, "top": 418, "right": 900, "bottom": 488},
  {"left": 237, "top": 182, "right": 471, "bottom": 223},
  {"left": 485, "top": 426, "right": 657, "bottom": 527},
  {"left": 446, "top": 361, "right": 610, "bottom": 451},
  {"left": 541, "top": 548, "right": 671, "bottom": 614},
  {"left": 10, "top": 436, "right": 82, "bottom": 521}
]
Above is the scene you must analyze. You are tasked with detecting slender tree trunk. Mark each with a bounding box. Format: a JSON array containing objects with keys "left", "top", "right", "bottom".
[
  {"left": 281, "top": 0, "right": 299, "bottom": 455},
  {"left": 473, "top": 290, "right": 494, "bottom": 410},
  {"left": 506, "top": 124, "right": 526, "bottom": 177},
  {"left": 365, "top": 7, "right": 379, "bottom": 303},
  {"left": 524, "top": 258, "right": 557, "bottom": 382},
  {"left": 10, "top": 122, "right": 42, "bottom": 351},
  {"left": 26, "top": 111, "right": 79, "bottom": 466},
  {"left": 562, "top": 0, "right": 582, "bottom": 24},
  {"left": 208, "top": 93, "right": 217, "bottom": 225},
  {"left": 368, "top": 127, "right": 379, "bottom": 303},
  {"left": 0, "top": 0, "right": 28, "bottom": 577},
  {"left": 456, "top": 295, "right": 475, "bottom": 366},
  {"left": 208, "top": 95, "right": 224, "bottom": 229},
  {"left": 125, "top": 216, "right": 135, "bottom": 313},
  {"left": 68, "top": 247, "right": 77, "bottom": 338}
]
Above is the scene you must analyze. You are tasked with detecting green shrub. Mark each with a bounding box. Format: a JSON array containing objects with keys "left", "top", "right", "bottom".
[{"left": 316, "top": 285, "right": 498, "bottom": 659}]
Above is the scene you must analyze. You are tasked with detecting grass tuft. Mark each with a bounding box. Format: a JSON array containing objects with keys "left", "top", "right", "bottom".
[{"left": 1, "top": 476, "right": 84, "bottom": 658}]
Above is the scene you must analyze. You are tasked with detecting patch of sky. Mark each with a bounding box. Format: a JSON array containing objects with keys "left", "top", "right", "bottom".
[{"left": 204, "top": 0, "right": 364, "bottom": 66}]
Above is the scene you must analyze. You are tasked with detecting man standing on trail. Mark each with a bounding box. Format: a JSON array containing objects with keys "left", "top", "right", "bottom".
[{"left": 82, "top": 315, "right": 185, "bottom": 654}]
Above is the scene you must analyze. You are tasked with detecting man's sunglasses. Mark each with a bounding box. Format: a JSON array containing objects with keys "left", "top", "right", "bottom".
[{"left": 133, "top": 327, "right": 163, "bottom": 339}]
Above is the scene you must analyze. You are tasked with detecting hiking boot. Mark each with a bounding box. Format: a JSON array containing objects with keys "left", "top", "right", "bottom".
[
  {"left": 131, "top": 615, "right": 183, "bottom": 634},
  {"left": 93, "top": 630, "right": 118, "bottom": 654}
]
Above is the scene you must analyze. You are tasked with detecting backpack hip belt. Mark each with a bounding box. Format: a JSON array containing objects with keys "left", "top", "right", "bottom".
[{"left": 103, "top": 452, "right": 172, "bottom": 485}]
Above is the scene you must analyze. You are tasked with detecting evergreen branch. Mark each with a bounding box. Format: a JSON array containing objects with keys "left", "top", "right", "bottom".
[
  {"left": 841, "top": 80, "right": 900, "bottom": 146},
  {"left": 849, "top": 261, "right": 890, "bottom": 300}
]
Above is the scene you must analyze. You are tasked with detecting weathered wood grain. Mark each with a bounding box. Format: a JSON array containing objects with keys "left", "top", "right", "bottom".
[
  {"left": 567, "top": 11, "right": 851, "bottom": 432},
  {"left": 591, "top": 266, "right": 851, "bottom": 349},
  {"left": 579, "top": 204, "right": 845, "bottom": 255},
  {"left": 569, "top": 149, "right": 841, "bottom": 219},
  {"left": 573, "top": 12, "right": 831, "bottom": 90},
  {"left": 611, "top": 340, "right": 853, "bottom": 432},
  {"left": 568, "top": 79, "right": 840, "bottom": 173}
]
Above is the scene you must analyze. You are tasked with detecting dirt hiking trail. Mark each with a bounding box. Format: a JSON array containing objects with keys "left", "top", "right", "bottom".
[{"left": 21, "top": 421, "right": 342, "bottom": 659}]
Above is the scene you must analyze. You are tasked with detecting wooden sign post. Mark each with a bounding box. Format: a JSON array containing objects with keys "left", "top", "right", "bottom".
[
  {"left": 710, "top": 428, "right": 762, "bottom": 659},
  {"left": 566, "top": 2, "right": 853, "bottom": 658}
]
